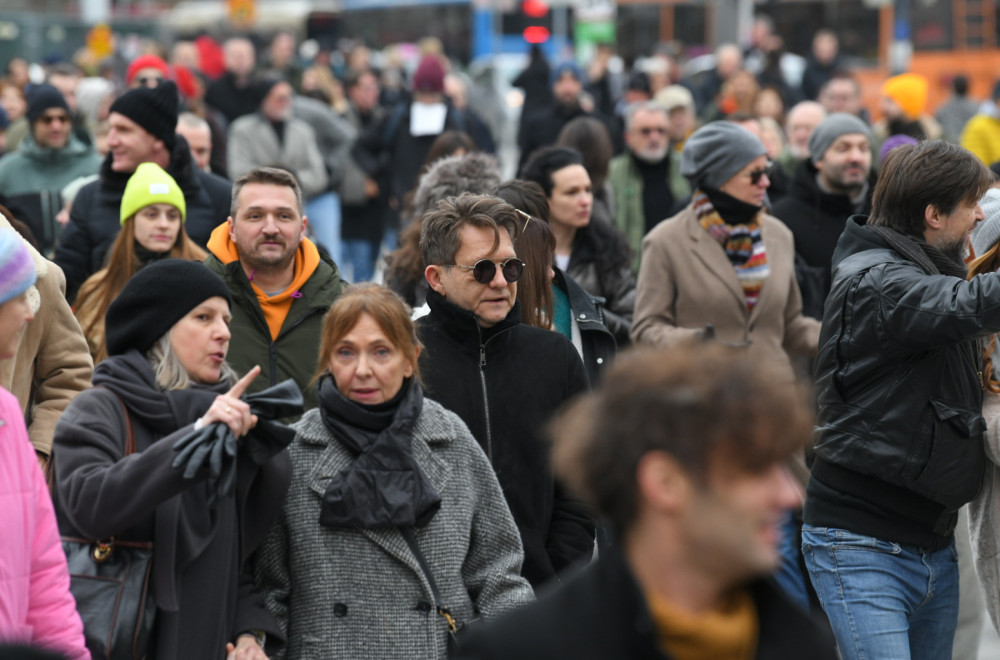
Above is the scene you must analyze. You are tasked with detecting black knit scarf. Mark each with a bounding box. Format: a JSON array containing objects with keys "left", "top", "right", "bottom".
[
  {"left": 867, "top": 224, "right": 968, "bottom": 278},
  {"left": 317, "top": 375, "right": 441, "bottom": 529}
]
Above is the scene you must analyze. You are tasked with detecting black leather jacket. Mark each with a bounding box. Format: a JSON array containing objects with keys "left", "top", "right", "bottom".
[{"left": 813, "top": 217, "right": 1000, "bottom": 516}]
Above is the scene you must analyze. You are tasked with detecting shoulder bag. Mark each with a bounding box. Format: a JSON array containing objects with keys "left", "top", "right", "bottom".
[{"left": 61, "top": 394, "right": 156, "bottom": 660}]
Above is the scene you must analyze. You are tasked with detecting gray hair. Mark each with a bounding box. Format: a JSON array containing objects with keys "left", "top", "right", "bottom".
[
  {"left": 624, "top": 101, "right": 668, "bottom": 133},
  {"left": 177, "top": 111, "right": 210, "bottom": 132},
  {"left": 147, "top": 334, "right": 237, "bottom": 391}
]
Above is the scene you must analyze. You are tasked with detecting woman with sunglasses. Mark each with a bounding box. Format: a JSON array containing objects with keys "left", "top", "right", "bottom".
[
  {"left": 520, "top": 146, "right": 636, "bottom": 346},
  {"left": 632, "top": 121, "right": 820, "bottom": 384},
  {"left": 253, "top": 283, "right": 533, "bottom": 658}
]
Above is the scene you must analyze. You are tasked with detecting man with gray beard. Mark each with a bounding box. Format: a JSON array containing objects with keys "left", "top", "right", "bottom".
[{"left": 608, "top": 101, "right": 686, "bottom": 271}]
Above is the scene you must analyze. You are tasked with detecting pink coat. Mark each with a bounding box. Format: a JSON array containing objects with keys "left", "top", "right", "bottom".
[{"left": 0, "top": 387, "right": 87, "bottom": 659}]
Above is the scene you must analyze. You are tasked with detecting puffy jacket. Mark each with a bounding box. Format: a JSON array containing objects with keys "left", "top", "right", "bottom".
[
  {"left": 417, "top": 291, "right": 594, "bottom": 588},
  {"left": 54, "top": 135, "right": 231, "bottom": 300},
  {"left": 811, "top": 217, "right": 1000, "bottom": 536},
  {"left": 0, "top": 133, "right": 101, "bottom": 254},
  {"left": 0, "top": 388, "right": 88, "bottom": 659}
]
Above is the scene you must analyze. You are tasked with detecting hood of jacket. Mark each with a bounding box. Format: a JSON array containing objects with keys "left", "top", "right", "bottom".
[{"left": 829, "top": 215, "right": 893, "bottom": 273}]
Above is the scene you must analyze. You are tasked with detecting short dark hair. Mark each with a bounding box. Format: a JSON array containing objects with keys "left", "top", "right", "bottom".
[
  {"left": 953, "top": 75, "right": 969, "bottom": 97},
  {"left": 551, "top": 344, "right": 812, "bottom": 535},
  {"left": 230, "top": 167, "right": 304, "bottom": 218},
  {"left": 420, "top": 193, "right": 520, "bottom": 267},
  {"left": 519, "top": 146, "right": 584, "bottom": 197},
  {"left": 869, "top": 140, "right": 994, "bottom": 238}
]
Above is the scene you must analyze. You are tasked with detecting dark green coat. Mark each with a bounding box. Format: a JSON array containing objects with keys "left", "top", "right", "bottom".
[{"left": 205, "top": 254, "right": 346, "bottom": 412}]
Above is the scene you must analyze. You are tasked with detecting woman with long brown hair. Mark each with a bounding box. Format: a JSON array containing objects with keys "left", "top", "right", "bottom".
[{"left": 74, "top": 162, "right": 206, "bottom": 363}]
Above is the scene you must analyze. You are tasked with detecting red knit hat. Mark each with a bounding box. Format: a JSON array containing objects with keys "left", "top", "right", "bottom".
[
  {"left": 126, "top": 54, "right": 171, "bottom": 86},
  {"left": 412, "top": 55, "right": 445, "bottom": 93}
]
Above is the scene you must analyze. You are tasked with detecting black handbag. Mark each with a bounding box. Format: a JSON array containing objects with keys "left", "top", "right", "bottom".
[{"left": 61, "top": 394, "right": 156, "bottom": 660}]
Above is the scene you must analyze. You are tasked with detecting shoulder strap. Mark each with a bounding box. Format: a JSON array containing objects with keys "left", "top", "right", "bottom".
[
  {"left": 97, "top": 386, "right": 135, "bottom": 457},
  {"left": 400, "top": 527, "right": 458, "bottom": 634}
]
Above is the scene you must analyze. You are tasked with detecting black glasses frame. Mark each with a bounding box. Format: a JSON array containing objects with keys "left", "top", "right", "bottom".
[
  {"left": 448, "top": 258, "right": 525, "bottom": 284},
  {"left": 749, "top": 161, "right": 775, "bottom": 185}
]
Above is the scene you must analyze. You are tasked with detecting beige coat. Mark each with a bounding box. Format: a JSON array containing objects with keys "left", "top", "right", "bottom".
[
  {"left": 0, "top": 234, "right": 93, "bottom": 458},
  {"left": 631, "top": 205, "right": 820, "bottom": 383}
]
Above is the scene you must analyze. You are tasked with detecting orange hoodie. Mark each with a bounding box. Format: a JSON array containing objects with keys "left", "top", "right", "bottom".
[{"left": 207, "top": 223, "right": 321, "bottom": 341}]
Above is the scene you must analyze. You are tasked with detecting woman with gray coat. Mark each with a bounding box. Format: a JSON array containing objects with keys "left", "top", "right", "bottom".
[{"left": 253, "top": 284, "right": 534, "bottom": 659}]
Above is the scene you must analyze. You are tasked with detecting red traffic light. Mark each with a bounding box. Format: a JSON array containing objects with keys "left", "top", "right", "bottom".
[
  {"left": 521, "top": 0, "right": 549, "bottom": 18},
  {"left": 523, "top": 26, "right": 550, "bottom": 43}
]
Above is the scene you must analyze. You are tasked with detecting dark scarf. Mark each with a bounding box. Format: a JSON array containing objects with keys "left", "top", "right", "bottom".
[
  {"left": 867, "top": 224, "right": 968, "bottom": 278},
  {"left": 92, "top": 350, "right": 230, "bottom": 612},
  {"left": 317, "top": 375, "right": 441, "bottom": 529}
]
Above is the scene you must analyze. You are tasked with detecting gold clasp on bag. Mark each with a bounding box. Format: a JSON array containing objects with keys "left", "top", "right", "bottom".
[
  {"left": 438, "top": 607, "right": 458, "bottom": 634},
  {"left": 92, "top": 538, "right": 114, "bottom": 563}
]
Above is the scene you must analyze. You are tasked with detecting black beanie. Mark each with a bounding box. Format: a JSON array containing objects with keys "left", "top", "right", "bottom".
[
  {"left": 108, "top": 80, "right": 179, "bottom": 150},
  {"left": 105, "top": 259, "right": 232, "bottom": 357},
  {"left": 26, "top": 84, "right": 70, "bottom": 125}
]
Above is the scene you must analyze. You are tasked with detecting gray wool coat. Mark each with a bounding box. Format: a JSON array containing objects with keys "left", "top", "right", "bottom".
[{"left": 253, "top": 398, "right": 535, "bottom": 659}]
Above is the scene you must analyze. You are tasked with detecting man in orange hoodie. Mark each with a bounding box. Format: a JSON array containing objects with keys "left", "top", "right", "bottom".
[{"left": 205, "top": 166, "right": 346, "bottom": 411}]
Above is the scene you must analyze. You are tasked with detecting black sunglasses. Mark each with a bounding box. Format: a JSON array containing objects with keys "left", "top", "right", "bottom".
[
  {"left": 136, "top": 76, "right": 163, "bottom": 87},
  {"left": 449, "top": 258, "right": 525, "bottom": 284},
  {"left": 749, "top": 161, "right": 775, "bottom": 185}
]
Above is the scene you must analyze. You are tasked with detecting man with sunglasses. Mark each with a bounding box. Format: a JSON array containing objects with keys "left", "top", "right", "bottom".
[
  {"left": 609, "top": 100, "right": 690, "bottom": 272},
  {"left": 0, "top": 83, "right": 100, "bottom": 255},
  {"left": 418, "top": 193, "right": 595, "bottom": 589}
]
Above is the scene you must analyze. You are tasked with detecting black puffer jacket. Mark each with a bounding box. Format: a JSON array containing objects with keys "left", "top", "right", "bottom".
[
  {"left": 417, "top": 291, "right": 594, "bottom": 588},
  {"left": 771, "top": 159, "right": 874, "bottom": 318},
  {"left": 54, "top": 136, "right": 231, "bottom": 299},
  {"left": 808, "top": 216, "right": 1000, "bottom": 544}
]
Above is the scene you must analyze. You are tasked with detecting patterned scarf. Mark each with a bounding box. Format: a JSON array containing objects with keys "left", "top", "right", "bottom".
[{"left": 693, "top": 190, "right": 770, "bottom": 311}]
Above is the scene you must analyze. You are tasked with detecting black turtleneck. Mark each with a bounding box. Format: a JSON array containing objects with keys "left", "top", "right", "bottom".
[
  {"left": 703, "top": 188, "right": 763, "bottom": 225},
  {"left": 134, "top": 242, "right": 173, "bottom": 266},
  {"left": 269, "top": 119, "right": 286, "bottom": 146},
  {"left": 630, "top": 151, "right": 674, "bottom": 233}
]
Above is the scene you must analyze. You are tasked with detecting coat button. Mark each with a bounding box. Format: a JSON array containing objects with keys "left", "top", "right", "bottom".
[
  {"left": 578, "top": 314, "right": 586, "bottom": 320},
  {"left": 416, "top": 601, "right": 432, "bottom": 614},
  {"left": 333, "top": 603, "right": 348, "bottom": 617},
  {"left": 596, "top": 358, "right": 604, "bottom": 364}
]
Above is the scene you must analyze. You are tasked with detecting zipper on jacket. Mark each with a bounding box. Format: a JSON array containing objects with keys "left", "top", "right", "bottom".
[{"left": 478, "top": 339, "right": 493, "bottom": 463}]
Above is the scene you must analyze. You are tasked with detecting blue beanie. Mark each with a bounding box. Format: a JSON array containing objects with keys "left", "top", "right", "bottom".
[{"left": 0, "top": 229, "right": 37, "bottom": 305}]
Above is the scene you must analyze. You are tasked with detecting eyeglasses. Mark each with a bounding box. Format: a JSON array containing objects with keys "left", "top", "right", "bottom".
[
  {"left": 136, "top": 76, "right": 163, "bottom": 87},
  {"left": 513, "top": 208, "right": 534, "bottom": 232},
  {"left": 638, "top": 126, "right": 668, "bottom": 136},
  {"left": 39, "top": 114, "right": 69, "bottom": 125},
  {"left": 748, "top": 161, "right": 775, "bottom": 185},
  {"left": 448, "top": 258, "right": 525, "bottom": 284}
]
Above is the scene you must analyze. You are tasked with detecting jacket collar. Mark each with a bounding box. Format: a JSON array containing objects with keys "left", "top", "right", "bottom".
[
  {"left": 99, "top": 133, "right": 199, "bottom": 193},
  {"left": 424, "top": 288, "right": 521, "bottom": 347},
  {"left": 788, "top": 158, "right": 874, "bottom": 217}
]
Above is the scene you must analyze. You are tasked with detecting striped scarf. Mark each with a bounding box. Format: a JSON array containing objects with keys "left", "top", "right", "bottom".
[{"left": 693, "top": 191, "right": 769, "bottom": 310}]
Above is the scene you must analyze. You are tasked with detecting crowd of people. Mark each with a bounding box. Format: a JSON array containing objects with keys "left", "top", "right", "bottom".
[{"left": 4, "top": 16, "right": 1000, "bottom": 660}]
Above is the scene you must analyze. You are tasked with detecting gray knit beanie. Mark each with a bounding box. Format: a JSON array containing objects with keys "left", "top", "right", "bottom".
[
  {"left": 680, "top": 122, "right": 766, "bottom": 190},
  {"left": 808, "top": 113, "right": 872, "bottom": 165},
  {"left": 972, "top": 188, "right": 1000, "bottom": 257}
]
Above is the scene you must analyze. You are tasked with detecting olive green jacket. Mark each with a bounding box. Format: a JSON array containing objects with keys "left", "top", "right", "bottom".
[
  {"left": 204, "top": 253, "right": 347, "bottom": 412},
  {"left": 608, "top": 149, "right": 690, "bottom": 273}
]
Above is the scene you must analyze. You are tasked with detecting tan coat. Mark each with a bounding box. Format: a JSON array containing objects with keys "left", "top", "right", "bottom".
[
  {"left": 0, "top": 241, "right": 93, "bottom": 458},
  {"left": 631, "top": 205, "right": 820, "bottom": 383}
]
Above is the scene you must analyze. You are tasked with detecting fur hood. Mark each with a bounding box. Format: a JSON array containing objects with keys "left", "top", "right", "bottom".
[{"left": 410, "top": 152, "right": 502, "bottom": 220}]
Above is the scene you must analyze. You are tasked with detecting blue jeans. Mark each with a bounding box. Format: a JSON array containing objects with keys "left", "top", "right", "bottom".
[
  {"left": 305, "top": 192, "right": 342, "bottom": 266},
  {"left": 774, "top": 510, "right": 811, "bottom": 612},
  {"left": 342, "top": 239, "right": 376, "bottom": 282},
  {"left": 801, "top": 524, "right": 958, "bottom": 660}
]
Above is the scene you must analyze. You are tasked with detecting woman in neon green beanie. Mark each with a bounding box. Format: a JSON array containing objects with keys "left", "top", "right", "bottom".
[{"left": 74, "top": 162, "right": 207, "bottom": 363}]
